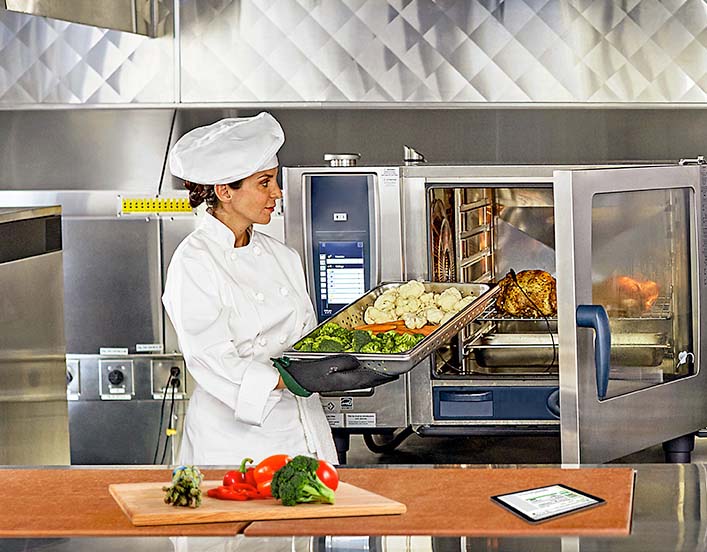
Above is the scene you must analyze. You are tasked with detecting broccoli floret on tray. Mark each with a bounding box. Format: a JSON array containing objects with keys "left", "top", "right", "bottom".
[{"left": 293, "top": 322, "right": 425, "bottom": 354}]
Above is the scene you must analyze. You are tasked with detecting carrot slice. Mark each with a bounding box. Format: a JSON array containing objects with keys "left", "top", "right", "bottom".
[{"left": 354, "top": 323, "right": 397, "bottom": 332}]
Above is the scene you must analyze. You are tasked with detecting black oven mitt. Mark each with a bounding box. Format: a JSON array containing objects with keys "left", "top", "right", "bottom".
[{"left": 271, "top": 355, "right": 399, "bottom": 397}]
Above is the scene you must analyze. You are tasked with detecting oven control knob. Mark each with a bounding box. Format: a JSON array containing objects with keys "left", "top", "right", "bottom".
[{"left": 107, "top": 369, "right": 124, "bottom": 386}]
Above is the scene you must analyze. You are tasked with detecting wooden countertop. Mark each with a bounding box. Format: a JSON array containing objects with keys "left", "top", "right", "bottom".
[
  {"left": 0, "top": 469, "right": 248, "bottom": 537},
  {"left": 0, "top": 466, "right": 634, "bottom": 537},
  {"left": 247, "top": 467, "right": 635, "bottom": 537}
]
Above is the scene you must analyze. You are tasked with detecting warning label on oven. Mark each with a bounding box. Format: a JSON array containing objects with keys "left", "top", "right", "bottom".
[
  {"left": 326, "top": 413, "right": 344, "bottom": 428},
  {"left": 345, "top": 413, "right": 376, "bottom": 427}
]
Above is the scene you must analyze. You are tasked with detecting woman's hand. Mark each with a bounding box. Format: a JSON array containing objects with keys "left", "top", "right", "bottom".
[
  {"left": 271, "top": 355, "right": 399, "bottom": 397},
  {"left": 274, "top": 376, "right": 287, "bottom": 390}
]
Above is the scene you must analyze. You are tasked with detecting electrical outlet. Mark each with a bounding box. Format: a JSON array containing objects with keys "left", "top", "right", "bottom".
[
  {"left": 99, "top": 360, "right": 134, "bottom": 400},
  {"left": 151, "top": 359, "right": 186, "bottom": 400}
]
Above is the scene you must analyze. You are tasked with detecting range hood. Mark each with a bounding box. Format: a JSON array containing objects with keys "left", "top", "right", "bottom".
[{"left": 3, "top": 0, "right": 162, "bottom": 37}]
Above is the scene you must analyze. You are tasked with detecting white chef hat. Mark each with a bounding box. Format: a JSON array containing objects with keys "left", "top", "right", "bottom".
[{"left": 168, "top": 112, "right": 284, "bottom": 185}]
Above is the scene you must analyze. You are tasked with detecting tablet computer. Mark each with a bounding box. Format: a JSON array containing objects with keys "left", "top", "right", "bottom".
[{"left": 491, "top": 484, "right": 605, "bottom": 523}]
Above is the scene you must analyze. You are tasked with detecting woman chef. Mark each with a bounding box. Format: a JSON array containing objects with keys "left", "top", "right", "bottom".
[{"left": 162, "top": 112, "right": 339, "bottom": 466}]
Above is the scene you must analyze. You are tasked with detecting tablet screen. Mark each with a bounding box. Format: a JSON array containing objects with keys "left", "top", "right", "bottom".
[{"left": 491, "top": 484, "right": 605, "bottom": 523}]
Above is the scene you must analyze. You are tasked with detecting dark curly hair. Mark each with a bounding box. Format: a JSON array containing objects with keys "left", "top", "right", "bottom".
[{"left": 184, "top": 180, "right": 243, "bottom": 209}]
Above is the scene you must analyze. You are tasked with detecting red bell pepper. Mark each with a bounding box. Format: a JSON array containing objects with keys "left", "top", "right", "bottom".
[
  {"left": 207, "top": 486, "right": 249, "bottom": 501},
  {"left": 253, "top": 454, "right": 291, "bottom": 497},
  {"left": 239, "top": 457, "right": 257, "bottom": 487},
  {"left": 222, "top": 457, "right": 258, "bottom": 487},
  {"left": 207, "top": 483, "right": 267, "bottom": 501}
]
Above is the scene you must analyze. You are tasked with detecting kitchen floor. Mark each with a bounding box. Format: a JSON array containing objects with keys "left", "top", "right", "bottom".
[{"left": 343, "top": 432, "right": 707, "bottom": 465}]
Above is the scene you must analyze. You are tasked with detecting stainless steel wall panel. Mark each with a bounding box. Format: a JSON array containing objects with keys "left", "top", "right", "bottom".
[
  {"left": 167, "top": 107, "right": 707, "bottom": 176},
  {"left": 0, "top": 109, "right": 173, "bottom": 191},
  {"left": 178, "top": 0, "right": 707, "bottom": 103},
  {"left": 68, "top": 399, "right": 187, "bottom": 464},
  {"left": 62, "top": 218, "right": 162, "bottom": 354},
  {"left": 0, "top": 1, "right": 174, "bottom": 104}
]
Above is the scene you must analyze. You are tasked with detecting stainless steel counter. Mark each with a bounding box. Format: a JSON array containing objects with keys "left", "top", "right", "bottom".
[{"left": 0, "top": 463, "right": 706, "bottom": 551}]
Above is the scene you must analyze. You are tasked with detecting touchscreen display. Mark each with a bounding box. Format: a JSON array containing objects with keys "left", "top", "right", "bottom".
[
  {"left": 491, "top": 484, "right": 604, "bottom": 523},
  {"left": 317, "top": 241, "right": 365, "bottom": 318}
]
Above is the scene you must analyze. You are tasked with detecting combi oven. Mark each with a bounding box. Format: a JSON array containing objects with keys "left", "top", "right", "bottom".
[{"left": 284, "top": 162, "right": 707, "bottom": 464}]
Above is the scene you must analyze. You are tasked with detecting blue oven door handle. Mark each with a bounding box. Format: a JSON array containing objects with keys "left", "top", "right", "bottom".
[
  {"left": 439, "top": 391, "right": 492, "bottom": 402},
  {"left": 576, "top": 305, "right": 611, "bottom": 400}
]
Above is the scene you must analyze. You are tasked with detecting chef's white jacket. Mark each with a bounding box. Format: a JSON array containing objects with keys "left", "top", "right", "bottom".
[{"left": 163, "top": 212, "right": 337, "bottom": 465}]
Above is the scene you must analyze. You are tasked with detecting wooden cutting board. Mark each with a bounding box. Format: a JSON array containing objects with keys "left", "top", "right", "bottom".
[{"left": 109, "top": 480, "right": 406, "bottom": 527}]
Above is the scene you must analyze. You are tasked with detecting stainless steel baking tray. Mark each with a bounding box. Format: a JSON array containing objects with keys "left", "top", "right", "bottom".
[
  {"left": 471, "top": 332, "right": 668, "bottom": 368},
  {"left": 285, "top": 282, "right": 498, "bottom": 376}
]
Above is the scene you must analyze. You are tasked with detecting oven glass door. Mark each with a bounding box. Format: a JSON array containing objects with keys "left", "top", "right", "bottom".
[{"left": 554, "top": 165, "right": 706, "bottom": 464}]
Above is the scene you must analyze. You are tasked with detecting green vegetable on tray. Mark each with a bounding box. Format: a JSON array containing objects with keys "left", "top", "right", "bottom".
[
  {"left": 163, "top": 465, "right": 203, "bottom": 508},
  {"left": 294, "top": 322, "right": 425, "bottom": 354},
  {"left": 270, "top": 455, "right": 335, "bottom": 506}
]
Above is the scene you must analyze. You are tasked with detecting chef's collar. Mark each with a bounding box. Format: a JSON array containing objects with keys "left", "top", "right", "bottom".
[{"left": 199, "top": 211, "right": 254, "bottom": 250}]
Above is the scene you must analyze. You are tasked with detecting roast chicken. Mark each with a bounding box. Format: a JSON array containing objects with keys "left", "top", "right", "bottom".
[
  {"left": 496, "top": 269, "right": 557, "bottom": 318},
  {"left": 593, "top": 275, "right": 660, "bottom": 316}
]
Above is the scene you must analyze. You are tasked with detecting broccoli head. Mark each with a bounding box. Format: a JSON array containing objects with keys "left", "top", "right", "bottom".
[
  {"left": 313, "top": 336, "right": 346, "bottom": 353},
  {"left": 271, "top": 455, "right": 335, "bottom": 507},
  {"left": 351, "top": 329, "right": 373, "bottom": 352},
  {"left": 392, "top": 332, "right": 424, "bottom": 353},
  {"left": 318, "top": 322, "right": 351, "bottom": 341},
  {"left": 360, "top": 335, "right": 387, "bottom": 353},
  {"left": 294, "top": 338, "right": 315, "bottom": 352}
]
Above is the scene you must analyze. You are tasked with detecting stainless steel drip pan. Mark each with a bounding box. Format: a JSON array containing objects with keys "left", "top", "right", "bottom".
[
  {"left": 471, "top": 332, "right": 668, "bottom": 368},
  {"left": 285, "top": 282, "right": 497, "bottom": 376}
]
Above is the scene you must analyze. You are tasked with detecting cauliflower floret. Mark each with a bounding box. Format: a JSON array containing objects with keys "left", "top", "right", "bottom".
[
  {"left": 424, "top": 307, "right": 445, "bottom": 324},
  {"left": 395, "top": 297, "right": 421, "bottom": 317},
  {"left": 450, "top": 295, "right": 474, "bottom": 313},
  {"left": 437, "top": 289, "right": 462, "bottom": 312},
  {"left": 402, "top": 312, "right": 427, "bottom": 329},
  {"left": 439, "top": 311, "right": 455, "bottom": 325},
  {"left": 419, "top": 292, "right": 435, "bottom": 306},
  {"left": 397, "top": 280, "right": 426, "bottom": 298},
  {"left": 373, "top": 294, "right": 396, "bottom": 310},
  {"left": 364, "top": 307, "right": 397, "bottom": 324}
]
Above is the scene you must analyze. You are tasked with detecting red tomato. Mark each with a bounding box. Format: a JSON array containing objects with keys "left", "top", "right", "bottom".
[
  {"left": 222, "top": 470, "right": 244, "bottom": 487},
  {"left": 316, "top": 459, "right": 339, "bottom": 491}
]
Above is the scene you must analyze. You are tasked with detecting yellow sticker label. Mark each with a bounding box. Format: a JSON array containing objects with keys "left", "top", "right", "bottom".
[{"left": 121, "top": 197, "right": 192, "bottom": 214}]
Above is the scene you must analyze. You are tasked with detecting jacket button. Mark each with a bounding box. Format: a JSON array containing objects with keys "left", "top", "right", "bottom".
[
  {"left": 259, "top": 337, "right": 268, "bottom": 346},
  {"left": 279, "top": 287, "right": 289, "bottom": 296},
  {"left": 255, "top": 292, "right": 265, "bottom": 302},
  {"left": 230, "top": 252, "right": 237, "bottom": 260},
  {"left": 279, "top": 335, "right": 287, "bottom": 344},
  {"left": 253, "top": 246, "right": 262, "bottom": 256}
]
